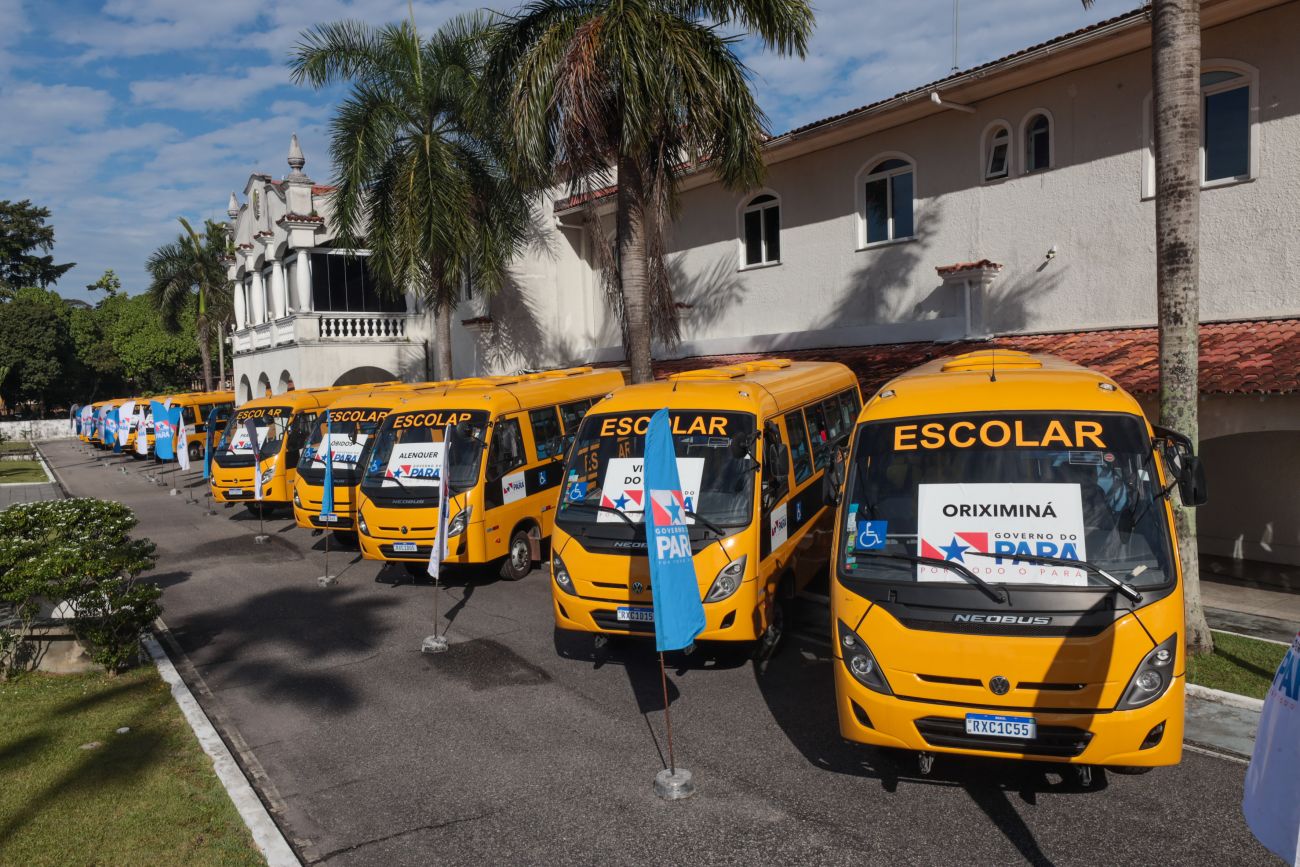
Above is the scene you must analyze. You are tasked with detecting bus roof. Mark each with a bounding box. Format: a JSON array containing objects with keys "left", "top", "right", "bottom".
[
  {"left": 171, "top": 390, "right": 235, "bottom": 408},
  {"left": 395, "top": 367, "right": 625, "bottom": 416},
  {"left": 318, "top": 381, "right": 453, "bottom": 411},
  {"left": 592, "top": 360, "right": 857, "bottom": 420},
  {"left": 862, "top": 350, "right": 1147, "bottom": 421}
]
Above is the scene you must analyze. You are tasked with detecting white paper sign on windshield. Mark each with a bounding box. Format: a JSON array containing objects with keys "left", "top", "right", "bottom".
[
  {"left": 916, "top": 483, "right": 1088, "bottom": 586},
  {"left": 598, "top": 457, "right": 704, "bottom": 523},
  {"left": 384, "top": 442, "right": 444, "bottom": 486},
  {"left": 228, "top": 424, "right": 264, "bottom": 455},
  {"left": 314, "top": 433, "right": 369, "bottom": 466}
]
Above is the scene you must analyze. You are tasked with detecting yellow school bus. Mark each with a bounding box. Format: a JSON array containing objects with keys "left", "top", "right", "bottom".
[
  {"left": 549, "top": 360, "right": 861, "bottom": 657},
  {"left": 97, "top": 397, "right": 131, "bottom": 450},
  {"left": 83, "top": 400, "right": 110, "bottom": 445},
  {"left": 355, "top": 367, "right": 623, "bottom": 579},
  {"left": 828, "top": 350, "right": 1206, "bottom": 779},
  {"left": 210, "top": 385, "right": 392, "bottom": 510},
  {"left": 291, "top": 384, "right": 448, "bottom": 532},
  {"left": 169, "top": 391, "right": 236, "bottom": 462}
]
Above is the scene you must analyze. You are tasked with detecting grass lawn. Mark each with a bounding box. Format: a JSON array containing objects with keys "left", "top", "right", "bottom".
[
  {"left": 0, "top": 668, "right": 264, "bottom": 867},
  {"left": 0, "top": 440, "right": 34, "bottom": 454},
  {"left": 1187, "top": 630, "right": 1289, "bottom": 700},
  {"left": 0, "top": 461, "right": 48, "bottom": 483}
]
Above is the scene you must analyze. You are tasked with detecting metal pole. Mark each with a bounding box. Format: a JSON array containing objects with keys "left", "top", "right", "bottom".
[{"left": 659, "top": 652, "right": 676, "bottom": 775}]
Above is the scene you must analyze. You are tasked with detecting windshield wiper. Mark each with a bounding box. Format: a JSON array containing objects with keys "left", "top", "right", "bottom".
[
  {"left": 560, "top": 500, "right": 639, "bottom": 528},
  {"left": 852, "top": 550, "right": 1007, "bottom": 604},
  {"left": 965, "top": 551, "right": 1142, "bottom": 603},
  {"left": 684, "top": 510, "right": 725, "bottom": 537}
]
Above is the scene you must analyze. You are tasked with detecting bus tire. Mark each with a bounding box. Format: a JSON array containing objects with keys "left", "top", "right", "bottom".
[
  {"left": 499, "top": 527, "right": 533, "bottom": 581},
  {"left": 752, "top": 591, "right": 789, "bottom": 662},
  {"left": 188, "top": 442, "right": 203, "bottom": 462}
]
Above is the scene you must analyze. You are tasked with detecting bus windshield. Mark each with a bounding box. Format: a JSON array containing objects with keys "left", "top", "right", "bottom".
[
  {"left": 841, "top": 412, "right": 1174, "bottom": 591},
  {"left": 556, "top": 411, "right": 757, "bottom": 533},
  {"left": 359, "top": 409, "right": 489, "bottom": 506},
  {"left": 214, "top": 406, "right": 292, "bottom": 467},
  {"left": 298, "top": 408, "right": 391, "bottom": 484}
]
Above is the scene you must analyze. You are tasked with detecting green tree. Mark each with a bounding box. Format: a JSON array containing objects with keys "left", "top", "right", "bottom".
[
  {"left": 488, "top": 0, "right": 812, "bottom": 382},
  {"left": 0, "top": 286, "right": 76, "bottom": 413},
  {"left": 145, "top": 218, "right": 233, "bottom": 392},
  {"left": 1079, "top": 0, "right": 1211, "bottom": 654},
  {"left": 110, "top": 293, "right": 200, "bottom": 392},
  {"left": 0, "top": 200, "right": 75, "bottom": 297},
  {"left": 290, "top": 14, "right": 529, "bottom": 379}
]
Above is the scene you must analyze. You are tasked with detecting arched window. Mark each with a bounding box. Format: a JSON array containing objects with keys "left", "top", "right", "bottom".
[
  {"left": 983, "top": 123, "right": 1011, "bottom": 181},
  {"left": 740, "top": 193, "right": 780, "bottom": 267},
  {"left": 860, "top": 157, "right": 915, "bottom": 246},
  {"left": 1023, "top": 111, "right": 1052, "bottom": 173}
]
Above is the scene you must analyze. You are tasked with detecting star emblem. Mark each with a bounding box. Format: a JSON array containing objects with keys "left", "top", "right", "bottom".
[
  {"left": 613, "top": 493, "right": 630, "bottom": 510},
  {"left": 666, "top": 499, "right": 683, "bottom": 523},
  {"left": 940, "top": 537, "right": 971, "bottom": 562}
]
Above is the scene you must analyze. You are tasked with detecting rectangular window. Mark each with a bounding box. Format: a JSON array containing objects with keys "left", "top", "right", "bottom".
[
  {"left": 891, "top": 172, "right": 914, "bottom": 239},
  {"left": 986, "top": 141, "right": 1008, "bottom": 180},
  {"left": 487, "top": 417, "right": 525, "bottom": 479},
  {"left": 559, "top": 399, "right": 594, "bottom": 432},
  {"left": 864, "top": 178, "right": 889, "bottom": 244},
  {"left": 805, "top": 404, "right": 831, "bottom": 470},
  {"left": 784, "top": 411, "right": 813, "bottom": 484},
  {"left": 529, "top": 407, "right": 563, "bottom": 460},
  {"left": 763, "top": 205, "right": 780, "bottom": 262},
  {"left": 743, "top": 210, "right": 763, "bottom": 266},
  {"left": 1204, "top": 86, "right": 1250, "bottom": 182}
]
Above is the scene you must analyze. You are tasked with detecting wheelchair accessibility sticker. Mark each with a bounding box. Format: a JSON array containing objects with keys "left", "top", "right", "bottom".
[{"left": 853, "top": 520, "right": 888, "bottom": 551}]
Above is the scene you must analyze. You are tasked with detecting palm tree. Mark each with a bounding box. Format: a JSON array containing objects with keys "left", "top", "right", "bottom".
[
  {"left": 290, "top": 15, "right": 528, "bottom": 380},
  {"left": 146, "top": 217, "right": 233, "bottom": 393},
  {"left": 1081, "top": 0, "right": 1211, "bottom": 654},
  {"left": 488, "top": 0, "right": 814, "bottom": 383}
]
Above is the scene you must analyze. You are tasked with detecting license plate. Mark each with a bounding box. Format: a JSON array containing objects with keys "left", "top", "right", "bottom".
[
  {"left": 392, "top": 541, "right": 418, "bottom": 553},
  {"left": 616, "top": 607, "right": 654, "bottom": 623},
  {"left": 965, "top": 713, "right": 1036, "bottom": 739},
  {"left": 228, "top": 489, "right": 244, "bottom": 496},
  {"left": 319, "top": 514, "right": 339, "bottom": 523}
]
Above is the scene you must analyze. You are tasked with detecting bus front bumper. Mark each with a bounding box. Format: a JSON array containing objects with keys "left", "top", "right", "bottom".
[
  {"left": 834, "top": 666, "right": 1185, "bottom": 767},
  {"left": 551, "top": 581, "right": 766, "bottom": 643}
]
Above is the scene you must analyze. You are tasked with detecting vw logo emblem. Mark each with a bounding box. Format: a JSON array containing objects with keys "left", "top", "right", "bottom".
[
  {"left": 988, "top": 676, "right": 1011, "bottom": 696},
  {"left": 631, "top": 581, "right": 644, "bottom": 594},
  {"left": 401, "top": 526, "right": 408, "bottom": 535}
]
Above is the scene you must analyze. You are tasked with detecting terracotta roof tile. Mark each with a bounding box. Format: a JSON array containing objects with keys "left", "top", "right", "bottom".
[{"left": 646, "top": 318, "right": 1300, "bottom": 396}]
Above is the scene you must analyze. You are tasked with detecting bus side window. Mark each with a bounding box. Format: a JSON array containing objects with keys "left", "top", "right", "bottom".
[
  {"left": 487, "top": 417, "right": 525, "bottom": 480},
  {"left": 837, "top": 389, "right": 860, "bottom": 432},
  {"left": 784, "top": 411, "right": 813, "bottom": 484},
  {"left": 284, "top": 412, "right": 316, "bottom": 469},
  {"left": 762, "top": 420, "right": 790, "bottom": 508},
  {"left": 559, "top": 399, "right": 593, "bottom": 431},
  {"left": 529, "top": 407, "right": 563, "bottom": 460},
  {"left": 805, "top": 404, "right": 831, "bottom": 470}
]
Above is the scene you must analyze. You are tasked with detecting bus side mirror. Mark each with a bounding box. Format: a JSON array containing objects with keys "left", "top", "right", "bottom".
[{"left": 1153, "top": 425, "right": 1208, "bottom": 507}]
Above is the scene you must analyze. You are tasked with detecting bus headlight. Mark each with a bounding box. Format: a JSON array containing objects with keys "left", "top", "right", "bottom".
[
  {"left": 705, "top": 556, "right": 747, "bottom": 602},
  {"left": 837, "top": 619, "right": 892, "bottom": 695},
  {"left": 357, "top": 511, "right": 370, "bottom": 536},
  {"left": 1116, "top": 634, "right": 1178, "bottom": 710},
  {"left": 293, "top": 491, "right": 301, "bottom": 507},
  {"left": 552, "top": 553, "right": 577, "bottom": 596},
  {"left": 447, "top": 507, "right": 471, "bottom": 537}
]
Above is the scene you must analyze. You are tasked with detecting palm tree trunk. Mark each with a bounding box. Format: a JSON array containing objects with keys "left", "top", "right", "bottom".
[
  {"left": 617, "top": 156, "right": 654, "bottom": 384},
  {"left": 197, "top": 325, "right": 214, "bottom": 393},
  {"left": 217, "top": 320, "right": 227, "bottom": 390},
  {"left": 1152, "top": 0, "right": 1212, "bottom": 656},
  {"left": 435, "top": 301, "right": 454, "bottom": 380}
]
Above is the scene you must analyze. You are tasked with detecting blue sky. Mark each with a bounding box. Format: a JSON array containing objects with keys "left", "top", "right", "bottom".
[{"left": 0, "top": 0, "right": 1140, "bottom": 302}]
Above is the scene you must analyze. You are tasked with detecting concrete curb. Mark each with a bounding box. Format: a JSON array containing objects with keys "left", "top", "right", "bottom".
[
  {"left": 33, "top": 442, "right": 70, "bottom": 497},
  {"left": 143, "top": 633, "right": 300, "bottom": 867},
  {"left": 1187, "top": 683, "right": 1266, "bottom": 712}
]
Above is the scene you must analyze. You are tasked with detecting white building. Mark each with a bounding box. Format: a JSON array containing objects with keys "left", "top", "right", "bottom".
[{"left": 227, "top": 0, "right": 1299, "bottom": 575}]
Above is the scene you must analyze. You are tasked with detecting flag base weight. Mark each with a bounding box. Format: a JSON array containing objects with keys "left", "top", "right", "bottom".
[
  {"left": 653, "top": 768, "right": 695, "bottom": 800},
  {"left": 317, "top": 575, "right": 337, "bottom": 588},
  {"left": 420, "top": 634, "right": 449, "bottom": 654},
  {"left": 253, "top": 535, "right": 270, "bottom": 545},
  {"left": 169, "top": 489, "right": 179, "bottom": 496}
]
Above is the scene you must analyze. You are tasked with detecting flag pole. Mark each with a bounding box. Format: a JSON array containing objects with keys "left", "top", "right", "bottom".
[
  {"left": 659, "top": 652, "right": 677, "bottom": 775},
  {"left": 422, "top": 423, "right": 453, "bottom": 654}
]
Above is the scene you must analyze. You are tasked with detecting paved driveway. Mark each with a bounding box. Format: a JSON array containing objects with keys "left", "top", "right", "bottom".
[{"left": 43, "top": 439, "right": 1276, "bottom": 866}]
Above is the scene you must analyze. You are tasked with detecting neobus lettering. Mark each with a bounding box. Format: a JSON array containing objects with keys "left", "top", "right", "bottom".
[
  {"left": 393, "top": 411, "right": 472, "bottom": 429},
  {"left": 941, "top": 502, "right": 1059, "bottom": 518},
  {"left": 599, "top": 415, "right": 729, "bottom": 437},
  {"left": 895, "top": 419, "right": 1106, "bottom": 451}
]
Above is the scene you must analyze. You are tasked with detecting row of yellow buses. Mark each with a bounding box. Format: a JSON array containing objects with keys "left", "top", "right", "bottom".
[
  {"left": 80, "top": 391, "right": 235, "bottom": 458},
  {"left": 167, "top": 352, "right": 1204, "bottom": 780}
]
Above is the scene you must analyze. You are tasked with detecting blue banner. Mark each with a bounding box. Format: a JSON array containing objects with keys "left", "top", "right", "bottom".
[
  {"left": 152, "top": 400, "right": 174, "bottom": 461},
  {"left": 644, "top": 408, "right": 706, "bottom": 652},
  {"left": 203, "top": 407, "right": 218, "bottom": 480},
  {"left": 320, "top": 410, "right": 334, "bottom": 517},
  {"left": 106, "top": 407, "right": 119, "bottom": 451}
]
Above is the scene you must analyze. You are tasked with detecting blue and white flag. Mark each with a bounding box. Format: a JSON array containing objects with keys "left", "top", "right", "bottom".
[
  {"left": 106, "top": 408, "right": 120, "bottom": 451},
  {"left": 245, "top": 417, "right": 264, "bottom": 501},
  {"left": 427, "top": 424, "right": 453, "bottom": 579},
  {"left": 644, "top": 408, "right": 706, "bottom": 652},
  {"left": 135, "top": 406, "right": 150, "bottom": 456},
  {"left": 203, "top": 407, "right": 218, "bottom": 480},
  {"left": 70, "top": 404, "right": 80, "bottom": 435},
  {"left": 152, "top": 400, "right": 175, "bottom": 461},
  {"left": 320, "top": 411, "right": 335, "bottom": 518},
  {"left": 1243, "top": 631, "right": 1300, "bottom": 865},
  {"left": 176, "top": 411, "right": 191, "bottom": 471},
  {"left": 118, "top": 400, "right": 136, "bottom": 449}
]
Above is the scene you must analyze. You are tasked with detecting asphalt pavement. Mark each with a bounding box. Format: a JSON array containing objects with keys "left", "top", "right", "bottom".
[{"left": 44, "top": 439, "right": 1280, "bottom": 867}]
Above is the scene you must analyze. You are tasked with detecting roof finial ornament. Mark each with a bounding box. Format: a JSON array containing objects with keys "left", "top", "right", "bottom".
[
  {"left": 227, "top": 192, "right": 239, "bottom": 220},
  {"left": 287, "top": 133, "right": 306, "bottom": 178}
]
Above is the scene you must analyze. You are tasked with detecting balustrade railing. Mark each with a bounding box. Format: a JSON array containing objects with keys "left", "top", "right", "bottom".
[
  {"left": 317, "top": 314, "right": 409, "bottom": 340},
  {"left": 233, "top": 311, "right": 417, "bottom": 354}
]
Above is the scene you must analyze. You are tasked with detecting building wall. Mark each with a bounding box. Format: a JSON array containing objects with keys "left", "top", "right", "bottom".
[{"left": 231, "top": 341, "right": 426, "bottom": 405}]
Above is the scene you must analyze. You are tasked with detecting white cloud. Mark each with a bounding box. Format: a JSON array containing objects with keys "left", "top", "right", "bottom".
[
  {"left": 130, "top": 65, "right": 290, "bottom": 112},
  {"left": 57, "top": 0, "right": 265, "bottom": 60},
  {"left": 0, "top": 82, "right": 114, "bottom": 155}
]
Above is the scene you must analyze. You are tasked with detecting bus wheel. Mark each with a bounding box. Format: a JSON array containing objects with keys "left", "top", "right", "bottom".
[
  {"left": 188, "top": 442, "right": 202, "bottom": 462},
  {"left": 752, "top": 596, "right": 787, "bottom": 661},
  {"left": 1106, "top": 765, "right": 1152, "bottom": 776},
  {"left": 244, "top": 503, "right": 263, "bottom": 518},
  {"left": 499, "top": 528, "right": 533, "bottom": 581}
]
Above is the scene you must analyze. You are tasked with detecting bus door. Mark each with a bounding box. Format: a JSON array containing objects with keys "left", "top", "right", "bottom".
[{"left": 481, "top": 412, "right": 535, "bottom": 561}]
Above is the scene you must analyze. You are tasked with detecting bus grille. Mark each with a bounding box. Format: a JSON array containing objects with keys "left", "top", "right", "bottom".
[
  {"left": 914, "top": 716, "right": 1093, "bottom": 758},
  {"left": 591, "top": 610, "right": 655, "bottom": 633}
]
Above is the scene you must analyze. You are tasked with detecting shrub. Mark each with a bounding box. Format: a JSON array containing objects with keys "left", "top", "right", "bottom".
[{"left": 0, "top": 498, "right": 160, "bottom": 674}]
